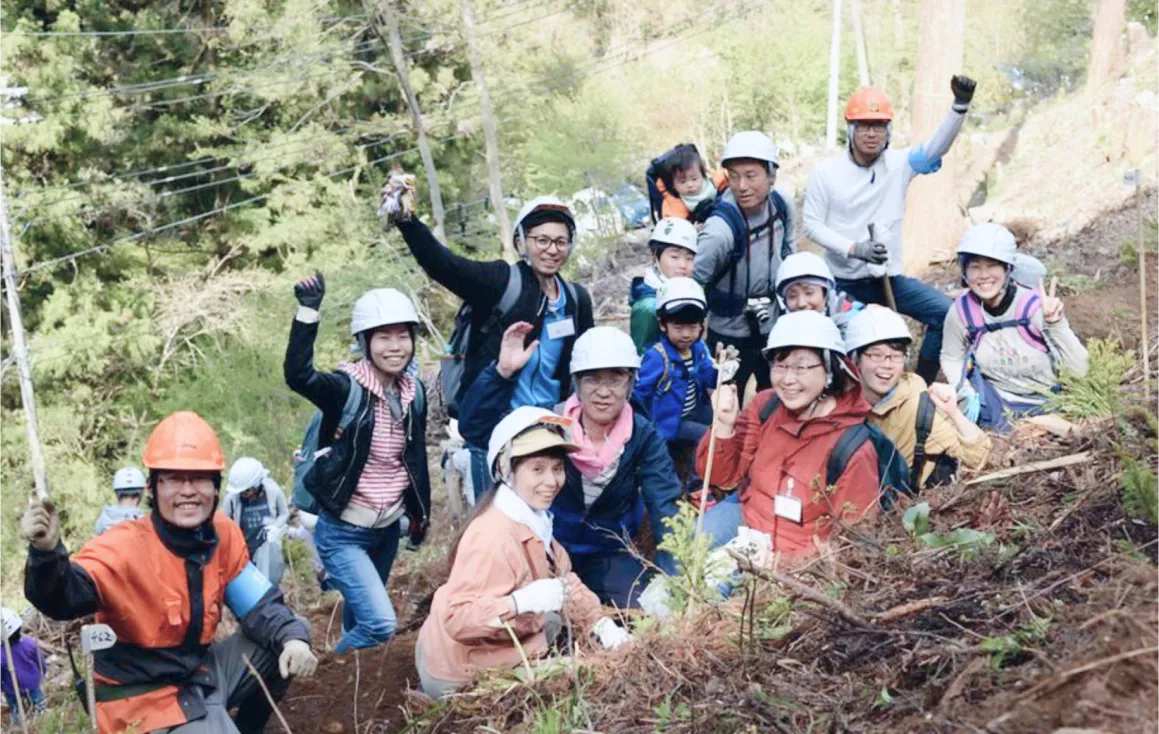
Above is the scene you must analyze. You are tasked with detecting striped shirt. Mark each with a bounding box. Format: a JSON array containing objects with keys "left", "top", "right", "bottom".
[
  {"left": 681, "top": 355, "right": 698, "bottom": 417},
  {"left": 338, "top": 360, "right": 415, "bottom": 522}
]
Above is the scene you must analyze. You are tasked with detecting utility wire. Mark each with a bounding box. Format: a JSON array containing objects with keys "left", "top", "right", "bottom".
[{"left": 2, "top": 14, "right": 368, "bottom": 37}]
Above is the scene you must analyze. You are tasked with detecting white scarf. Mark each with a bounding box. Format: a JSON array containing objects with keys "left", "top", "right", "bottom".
[
  {"left": 643, "top": 264, "right": 665, "bottom": 291},
  {"left": 494, "top": 483, "right": 555, "bottom": 556}
]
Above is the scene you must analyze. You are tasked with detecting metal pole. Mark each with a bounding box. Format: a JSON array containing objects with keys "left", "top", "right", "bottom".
[
  {"left": 0, "top": 176, "right": 49, "bottom": 501},
  {"left": 825, "top": 0, "right": 844, "bottom": 150}
]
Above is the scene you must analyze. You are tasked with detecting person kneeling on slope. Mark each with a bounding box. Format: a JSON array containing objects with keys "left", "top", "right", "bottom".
[
  {"left": 630, "top": 217, "right": 700, "bottom": 353},
  {"left": 21, "top": 411, "right": 317, "bottom": 734},
  {"left": 774, "top": 251, "right": 862, "bottom": 336},
  {"left": 458, "top": 325, "right": 682, "bottom": 608},
  {"left": 941, "top": 223, "right": 1089, "bottom": 431},
  {"left": 845, "top": 305, "right": 990, "bottom": 489},
  {"left": 94, "top": 466, "right": 147, "bottom": 535},
  {"left": 415, "top": 408, "right": 630, "bottom": 698}
]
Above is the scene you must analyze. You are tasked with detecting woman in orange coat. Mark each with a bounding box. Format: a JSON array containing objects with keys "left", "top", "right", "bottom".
[
  {"left": 696, "top": 311, "right": 881, "bottom": 566},
  {"left": 415, "top": 408, "right": 631, "bottom": 698}
]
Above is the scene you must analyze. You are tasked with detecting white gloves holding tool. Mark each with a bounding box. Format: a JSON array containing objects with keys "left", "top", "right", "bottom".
[
  {"left": 377, "top": 173, "right": 418, "bottom": 227},
  {"left": 715, "top": 343, "right": 741, "bottom": 383}
]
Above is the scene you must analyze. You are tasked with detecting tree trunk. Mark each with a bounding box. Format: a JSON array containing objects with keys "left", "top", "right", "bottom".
[
  {"left": 462, "top": 0, "right": 515, "bottom": 262},
  {"left": 851, "top": 0, "right": 870, "bottom": 87},
  {"left": 368, "top": 0, "right": 446, "bottom": 242},
  {"left": 825, "top": 0, "right": 844, "bottom": 150},
  {"left": 900, "top": 0, "right": 966, "bottom": 274},
  {"left": 1087, "top": 0, "right": 1126, "bottom": 96}
]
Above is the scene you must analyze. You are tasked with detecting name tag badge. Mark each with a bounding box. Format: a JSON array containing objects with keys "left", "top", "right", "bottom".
[
  {"left": 774, "top": 494, "right": 803, "bottom": 523},
  {"left": 546, "top": 318, "right": 576, "bottom": 340}
]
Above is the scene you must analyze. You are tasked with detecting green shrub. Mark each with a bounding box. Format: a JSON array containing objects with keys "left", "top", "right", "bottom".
[
  {"left": 1120, "top": 457, "right": 1158, "bottom": 525},
  {"left": 1048, "top": 338, "right": 1135, "bottom": 419}
]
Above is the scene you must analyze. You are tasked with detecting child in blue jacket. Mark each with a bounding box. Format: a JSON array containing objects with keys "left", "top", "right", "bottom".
[{"left": 633, "top": 278, "right": 718, "bottom": 450}]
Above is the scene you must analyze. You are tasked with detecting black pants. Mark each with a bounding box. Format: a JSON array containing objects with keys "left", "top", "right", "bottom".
[{"left": 708, "top": 329, "right": 770, "bottom": 406}]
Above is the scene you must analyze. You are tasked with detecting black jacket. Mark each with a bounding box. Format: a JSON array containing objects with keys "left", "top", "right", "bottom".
[
  {"left": 283, "top": 317, "right": 431, "bottom": 525},
  {"left": 397, "top": 219, "right": 594, "bottom": 409}
]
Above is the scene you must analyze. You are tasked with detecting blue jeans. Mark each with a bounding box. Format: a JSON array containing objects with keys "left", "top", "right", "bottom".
[
  {"left": 6, "top": 685, "right": 46, "bottom": 723},
  {"left": 569, "top": 551, "right": 653, "bottom": 609},
  {"left": 314, "top": 512, "right": 401, "bottom": 653},
  {"left": 837, "top": 275, "right": 951, "bottom": 383},
  {"left": 467, "top": 444, "right": 492, "bottom": 501},
  {"left": 701, "top": 492, "right": 744, "bottom": 548}
]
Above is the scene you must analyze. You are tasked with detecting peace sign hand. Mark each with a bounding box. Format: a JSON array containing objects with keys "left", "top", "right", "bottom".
[
  {"left": 1037, "top": 277, "right": 1064, "bottom": 324},
  {"left": 496, "top": 322, "right": 539, "bottom": 380}
]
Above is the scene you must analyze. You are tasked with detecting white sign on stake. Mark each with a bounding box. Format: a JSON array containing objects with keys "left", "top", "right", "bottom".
[{"left": 80, "top": 624, "right": 117, "bottom": 654}]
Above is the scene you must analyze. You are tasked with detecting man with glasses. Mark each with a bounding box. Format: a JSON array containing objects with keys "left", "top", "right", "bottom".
[
  {"left": 381, "top": 183, "right": 594, "bottom": 500},
  {"left": 803, "top": 76, "right": 976, "bottom": 385},
  {"left": 844, "top": 305, "right": 990, "bottom": 490},
  {"left": 693, "top": 131, "right": 797, "bottom": 405}
]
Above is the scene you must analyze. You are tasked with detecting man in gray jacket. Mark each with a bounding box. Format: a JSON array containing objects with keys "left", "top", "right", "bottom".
[{"left": 693, "top": 131, "right": 796, "bottom": 402}]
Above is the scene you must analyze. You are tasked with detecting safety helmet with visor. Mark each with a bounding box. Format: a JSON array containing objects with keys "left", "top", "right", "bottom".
[
  {"left": 956, "top": 223, "right": 1018, "bottom": 287},
  {"left": 350, "top": 287, "right": 420, "bottom": 358},
  {"left": 845, "top": 86, "right": 895, "bottom": 154},
  {"left": 763, "top": 310, "right": 856, "bottom": 385},
  {"left": 656, "top": 277, "right": 707, "bottom": 322},
  {"left": 775, "top": 251, "right": 837, "bottom": 301},
  {"left": 226, "top": 457, "right": 268, "bottom": 496},
  {"left": 1, "top": 607, "right": 21, "bottom": 639},
  {"left": 648, "top": 217, "right": 698, "bottom": 256}
]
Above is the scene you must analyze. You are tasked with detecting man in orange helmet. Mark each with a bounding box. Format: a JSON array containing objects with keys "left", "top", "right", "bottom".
[
  {"left": 21, "top": 411, "right": 317, "bottom": 733},
  {"left": 803, "top": 76, "right": 976, "bottom": 384}
]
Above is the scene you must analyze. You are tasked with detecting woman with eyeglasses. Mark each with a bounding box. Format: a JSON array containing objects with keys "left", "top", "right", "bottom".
[
  {"left": 458, "top": 324, "right": 682, "bottom": 608},
  {"left": 845, "top": 306, "right": 990, "bottom": 491},
  {"left": 697, "top": 310, "right": 882, "bottom": 567},
  {"left": 379, "top": 181, "right": 594, "bottom": 502}
]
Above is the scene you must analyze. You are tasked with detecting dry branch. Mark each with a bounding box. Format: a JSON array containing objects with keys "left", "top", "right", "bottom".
[
  {"left": 727, "top": 550, "right": 868, "bottom": 627},
  {"left": 964, "top": 451, "right": 1093, "bottom": 486}
]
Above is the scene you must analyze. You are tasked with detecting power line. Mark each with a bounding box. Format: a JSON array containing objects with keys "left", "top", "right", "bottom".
[{"left": 1, "top": 14, "right": 368, "bottom": 37}]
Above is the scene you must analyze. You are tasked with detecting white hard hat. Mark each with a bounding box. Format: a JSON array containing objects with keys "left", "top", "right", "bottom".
[
  {"left": 721, "top": 131, "right": 780, "bottom": 169},
  {"left": 648, "top": 217, "right": 698, "bottom": 254},
  {"left": 1, "top": 608, "right": 21, "bottom": 638},
  {"left": 226, "top": 457, "right": 267, "bottom": 495},
  {"left": 842, "top": 305, "right": 913, "bottom": 354},
  {"left": 486, "top": 406, "right": 579, "bottom": 482},
  {"left": 775, "top": 251, "right": 836, "bottom": 297},
  {"left": 570, "top": 326, "right": 641, "bottom": 374},
  {"left": 656, "top": 277, "right": 707, "bottom": 315},
  {"left": 350, "top": 288, "right": 420, "bottom": 336},
  {"left": 513, "top": 195, "right": 576, "bottom": 252},
  {"left": 763, "top": 310, "right": 846, "bottom": 356},
  {"left": 1010, "top": 252, "right": 1047, "bottom": 288},
  {"left": 957, "top": 223, "right": 1017, "bottom": 267},
  {"left": 112, "top": 466, "right": 147, "bottom": 494}
]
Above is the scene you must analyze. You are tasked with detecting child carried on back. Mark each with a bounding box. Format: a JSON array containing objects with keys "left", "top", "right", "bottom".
[{"left": 651, "top": 144, "right": 728, "bottom": 224}]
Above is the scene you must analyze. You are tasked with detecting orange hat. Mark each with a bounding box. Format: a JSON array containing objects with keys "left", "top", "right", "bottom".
[
  {"left": 845, "top": 86, "right": 894, "bottom": 122},
  {"left": 143, "top": 411, "right": 225, "bottom": 472}
]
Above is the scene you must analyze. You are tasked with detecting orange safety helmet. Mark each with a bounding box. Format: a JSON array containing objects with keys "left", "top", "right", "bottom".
[
  {"left": 845, "top": 86, "right": 894, "bottom": 122},
  {"left": 142, "top": 411, "right": 225, "bottom": 472}
]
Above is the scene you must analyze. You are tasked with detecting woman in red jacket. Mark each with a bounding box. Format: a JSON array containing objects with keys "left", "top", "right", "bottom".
[{"left": 696, "top": 310, "right": 880, "bottom": 567}]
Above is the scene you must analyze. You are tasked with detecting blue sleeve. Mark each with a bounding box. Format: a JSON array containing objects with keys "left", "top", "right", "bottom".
[
  {"left": 458, "top": 363, "right": 518, "bottom": 449},
  {"left": 694, "top": 344, "right": 718, "bottom": 392},
  {"left": 225, "top": 563, "right": 274, "bottom": 619},
  {"left": 636, "top": 422, "right": 682, "bottom": 575},
  {"left": 633, "top": 348, "right": 664, "bottom": 408}
]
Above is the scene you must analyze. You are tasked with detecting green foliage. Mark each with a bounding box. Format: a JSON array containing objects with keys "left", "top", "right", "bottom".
[
  {"left": 653, "top": 692, "right": 691, "bottom": 732},
  {"left": 1015, "top": 0, "right": 1093, "bottom": 95},
  {"left": 1128, "top": 0, "right": 1159, "bottom": 34},
  {"left": 1120, "top": 457, "right": 1158, "bottom": 525},
  {"left": 1048, "top": 338, "right": 1135, "bottom": 419},
  {"left": 902, "top": 502, "right": 995, "bottom": 557},
  {"left": 979, "top": 614, "right": 1052, "bottom": 669},
  {"left": 902, "top": 502, "right": 931, "bottom": 537},
  {"left": 657, "top": 503, "right": 729, "bottom": 614}
]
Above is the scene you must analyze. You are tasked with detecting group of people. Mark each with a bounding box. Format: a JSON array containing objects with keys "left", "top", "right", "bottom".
[{"left": 14, "top": 74, "right": 1092, "bottom": 731}]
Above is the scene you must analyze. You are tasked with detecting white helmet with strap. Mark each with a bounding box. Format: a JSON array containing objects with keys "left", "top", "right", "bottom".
[
  {"left": 763, "top": 310, "right": 854, "bottom": 384},
  {"left": 513, "top": 196, "right": 576, "bottom": 255},
  {"left": 957, "top": 223, "right": 1017, "bottom": 267},
  {"left": 721, "top": 131, "right": 780, "bottom": 171},
  {"left": 570, "top": 326, "right": 640, "bottom": 374},
  {"left": 775, "top": 251, "right": 836, "bottom": 297},
  {"left": 350, "top": 288, "right": 420, "bottom": 336},
  {"left": 486, "top": 406, "right": 578, "bottom": 482},
  {"left": 843, "top": 305, "right": 913, "bottom": 355},
  {"left": 1, "top": 607, "right": 21, "bottom": 638},
  {"left": 226, "top": 457, "right": 268, "bottom": 496},
  {"left": 648, "top": 217, "right": 698, "bottom": 255},
  {"left": 112, "top": 466, "right": 146, "bottom": 494},
  {"left": 656, "top": 277, "right": 707, "bottom": 315}
]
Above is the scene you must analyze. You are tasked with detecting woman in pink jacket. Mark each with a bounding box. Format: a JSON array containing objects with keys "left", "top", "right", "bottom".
[{"left": 415, "top": 407, "right": 632, "bottom": 697}]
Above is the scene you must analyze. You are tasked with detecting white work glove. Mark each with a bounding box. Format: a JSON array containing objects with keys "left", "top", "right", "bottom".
[
  {"left": 266, "top": 525, "right": 286, "bottom": 544},
  {"left": 377, "top": 174, "right": 417, "bottom": 227},
  {"left": 278, "top": 639, "right": 318, "bottom": 678},
  {"left": 725, "top": 526, "right": 773, "bottom": 568},
  {"left": 715, "top": 344, "right": 741, "bottom": 383},
  {"left": 510, "top": 578, "right": 567, "bottom": 615},
  {"left": 638, "top": 576, "right": 672, "bottom": 620},
  {"left": 591, "top": 617, "right": 631, "bottom": 649},
  {"left": 21, "top": 496, "right": 59, "bottom": 553}
]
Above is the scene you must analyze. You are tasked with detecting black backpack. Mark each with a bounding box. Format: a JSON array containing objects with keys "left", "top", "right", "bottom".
[{"left": 646, "top": 143, "right": 704, "bottom": 224}]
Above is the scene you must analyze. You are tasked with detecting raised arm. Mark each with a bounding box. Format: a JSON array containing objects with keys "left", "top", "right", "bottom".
[
  {"left": 396, "top": 218, "right": 513, "bottom": 308},
  {"left": 283, "top": 274, "right": 350, "bottom": 410}
]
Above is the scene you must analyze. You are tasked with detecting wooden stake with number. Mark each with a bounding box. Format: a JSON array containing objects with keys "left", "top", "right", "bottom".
[{"left": 80, "top": 624, "right": 117, "bottom": 733}]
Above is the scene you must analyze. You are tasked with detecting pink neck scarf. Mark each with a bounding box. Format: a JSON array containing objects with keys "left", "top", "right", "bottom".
[{"left": 562, "top": 395, "right": 634, "bottom": 479}]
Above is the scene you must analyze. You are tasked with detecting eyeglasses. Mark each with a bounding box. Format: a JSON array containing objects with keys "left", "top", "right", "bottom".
[
  {"left": 770, "top": 362, "right": 824, "bottom": 378},
  {"left": 528, "top": 234, "right": 571, "bottom": 252},
  {"left": 579, "top": 373, "right": 632, "bottom": 391},
  {"left": 855, "top": 122, "right": 889, "bottom": 132},
  {"left": 860, "top": 350, "right": 905, "bottom": 366}
]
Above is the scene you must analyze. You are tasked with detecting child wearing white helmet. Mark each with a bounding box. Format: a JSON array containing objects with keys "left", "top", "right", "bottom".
[
  {"left": 629, "top": 217, "right": 700, "bottom": 353},
  {"left": 774, "top": 251, "right": 864, "bottom": 336},
  {"left": 1, "top": 607, "right": 47, "bottom": 724},
  {"left": 941, "top": 223, "right": 1088, "bottom": 431},
  {"left": 457, "top": 325, "right": 682, "bottom": 607},
  {"left": 693, "top": 130, "right": 798, "bottom": 406},
  {"left": 845, "top": 306, "right": 990, "bottom": 490},
  {"left": 94, "top": 466, "right": 147, "bottom": 535},
  {"left": 285, "top": 275, "right": 431, "bottom": 653},
  {"left": 415, "top": 407, "right": 631, "bottom": 698},
  {"left": 698, "top": 311, "right": 884, "bottom": 567},
  {"left": 222, "top": 457, "right": 290, "bottom": 585}
]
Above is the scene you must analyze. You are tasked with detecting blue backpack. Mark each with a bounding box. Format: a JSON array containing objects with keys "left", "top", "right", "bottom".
[
  {"left": 291, "top": 379, "right": 365, "bottom": 514},
  {"left": 703, "top": 192, "right": 793, "bottom": 317}
]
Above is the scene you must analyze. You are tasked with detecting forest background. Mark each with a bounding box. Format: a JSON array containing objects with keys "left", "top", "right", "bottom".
[{"left": 1, "top": 0, "right": 1156, "bottom": 605}]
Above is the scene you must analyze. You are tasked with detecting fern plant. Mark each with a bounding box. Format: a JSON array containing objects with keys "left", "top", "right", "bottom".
[{"left": 1048, "top": 338, "right": 1135, "bottom": 419}]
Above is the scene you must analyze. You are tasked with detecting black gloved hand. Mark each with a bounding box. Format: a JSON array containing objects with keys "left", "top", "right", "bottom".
[
  {"left": 690, "top": 198, "right": 716, "bottom": 224},
  {"left": 850, "top": 239, "right": 889, "bottom": 265},
  {"left": 406, "top": 514, "right": 428, "bottom": 551},
  {"left": 294, "top": 273, "right": 325, "bottom": 310},
  {"left": 951, "top": 75, "right": 976, "bottom": 111}
]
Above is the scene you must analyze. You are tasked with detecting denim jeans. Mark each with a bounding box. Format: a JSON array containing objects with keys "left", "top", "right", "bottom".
[
  {"left": 314, "top": 512, "right": 401, "bottom": 653},
  {"left": 701, "top": 492, "right": 744, "bottom": 548},
  {"left": 467, "top": 444, "right": 492, "bottom": 502},
  {"left": 836, "top": 275, "right": 952, "bottom": 383},
  {"left": 569, "top": 551, "right": 653, "bottom": 609},
  {"left": 5, "top": 686, "right": 46, "bottom": 724}
]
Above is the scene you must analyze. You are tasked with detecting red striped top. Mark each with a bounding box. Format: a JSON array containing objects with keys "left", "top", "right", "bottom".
[{"left": 338, "top": 361, "right": 415, "bottom": 516}]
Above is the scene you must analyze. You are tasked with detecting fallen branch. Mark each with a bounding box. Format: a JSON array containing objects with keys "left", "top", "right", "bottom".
[
  {"left": 241, "top": 653, "right": 294, "bottom": 734},
  {"left": 727, "top": 550, "right": 868, "bottom": 627},
  {"left": 873, "top": 597, "right": 949, "bottom": 624},
  {"left": 964, "top": 451, "right": 1092, "bottom": 486},
  {"left": 1011, "top": 645, "right": 1159, "bottom": 704}
]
